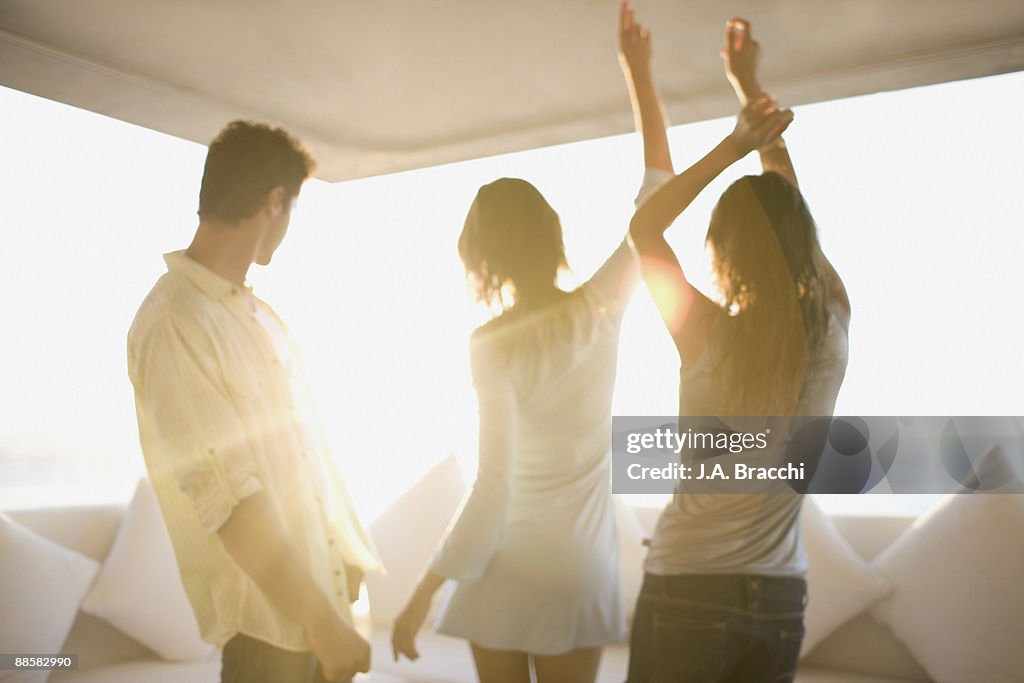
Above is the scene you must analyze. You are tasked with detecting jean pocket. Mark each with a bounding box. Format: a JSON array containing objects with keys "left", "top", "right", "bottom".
[
  {"left": 771, "top": 628, "right": 805, "bottom": 683},
  {"left": 650, "top": 613, "right": 727, "bottom": 683}
]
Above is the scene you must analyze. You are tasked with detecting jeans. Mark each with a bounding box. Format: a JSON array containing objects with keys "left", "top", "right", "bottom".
[
  {"left": 626, "top": 573, "right": 806, "bottom": 683},
  {"left": 221, "top": 633, "right": 344, "bottom": 683}
]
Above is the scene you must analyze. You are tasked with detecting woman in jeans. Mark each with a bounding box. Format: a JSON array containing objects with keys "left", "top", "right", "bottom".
[{"left": 626, "top": 19, "right": 851, "bottom": 683}]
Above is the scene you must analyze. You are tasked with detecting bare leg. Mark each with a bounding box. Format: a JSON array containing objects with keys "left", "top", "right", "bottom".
[
  {"left": 534, "top": 646, "right": 603, "bottom": 683},
  {"left": 469, "top": 642, "right": 532, "bottom": 683}
]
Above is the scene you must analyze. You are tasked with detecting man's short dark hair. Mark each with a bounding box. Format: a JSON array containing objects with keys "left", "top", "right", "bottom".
[{"left": 198, "top": 121, "right": 316, "bottom": 223}]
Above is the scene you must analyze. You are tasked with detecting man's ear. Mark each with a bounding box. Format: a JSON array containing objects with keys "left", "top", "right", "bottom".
[{"left": 264, "top": 185, "right": 286, "bottom": 216}]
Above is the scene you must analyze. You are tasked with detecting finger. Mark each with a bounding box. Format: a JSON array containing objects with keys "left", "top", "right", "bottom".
[
  {"left": 732, "top": 19, "right": 746, "bottom": 53},
  {"left": 640, "top": 27, "right": 650, "bottom": 43},
  {"left": 736, "top": 18, "right": 752, "bottom": 43},
  {"left": 746, "top": 110, "right": 779, "bottom": 139},
  {"left": 750, "top": 93, "right": 776, "bottom": 113},
  {"left": 619, "top": 0, "right": 628, "bottom": 32},
  {"left": 395, "top": 633, "right": 419, "bottom": 662},
  {"left": 723, "top": 19, "right": 734, "bottom": 58},
  {"left": 755, "top": 108, "right": 788, "bottom": 132},
  {"left": 772, "top": 109, "right": 795, "bottom": 138},
  {"left": 755, "top": 110, "right": 793, "bottom": 143}
]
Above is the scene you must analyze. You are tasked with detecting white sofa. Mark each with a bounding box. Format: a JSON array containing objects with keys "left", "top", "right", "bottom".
[{"left": 7, "top": 504, "right": 932, "bottom": 683}]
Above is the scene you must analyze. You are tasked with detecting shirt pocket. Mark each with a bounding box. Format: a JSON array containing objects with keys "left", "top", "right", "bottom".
[{"left": 222, "top": 360, "right": 266, "bottom": 402}]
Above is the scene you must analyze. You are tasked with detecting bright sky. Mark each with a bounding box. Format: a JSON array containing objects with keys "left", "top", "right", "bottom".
[{"left": 1, "top": 71, "right": 1022, "bottom": 518}]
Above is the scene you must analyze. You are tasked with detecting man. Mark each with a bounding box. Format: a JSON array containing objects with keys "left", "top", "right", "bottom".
[{"left": 127, "top": 121, "right": 380, "bottom": 683}]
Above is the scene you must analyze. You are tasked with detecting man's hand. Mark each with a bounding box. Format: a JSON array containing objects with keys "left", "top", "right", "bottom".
[
  {"left": 722, "top": 18, "right": 762, "bottom": 104},
  {"left": 727, "top": 94, "right": 794, "bottom": 158},
  {"left": 216, "top": 494, "right": 370, "bottom": 681},
  {"left": 617, "top": 0, "right": 652, "bottom": 78},
  {"left": 391, "top": 590, "right": 431, "bottom": 662},
  {"left": 306, "top": 608, "right": 371, "bottom": 682}
]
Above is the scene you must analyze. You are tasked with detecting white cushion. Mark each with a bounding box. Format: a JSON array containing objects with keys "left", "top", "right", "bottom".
[
  {"left": 801, "top": 497, "right": 890, "bottom": 657},
  {"left": 47, "top": 659, "right": 220, "bottom": 683},
  {"left": 364, "top": 455, "right": 466, "bottom": 626},
  {"left": 0, "top": 512, "right": 99, "bottom": 683},
  {"left": 870, "top": 494, "right": 1024, "bottom": 683},
  {"left": 80, "top": 480, "right": 215, "bottom": 662}
]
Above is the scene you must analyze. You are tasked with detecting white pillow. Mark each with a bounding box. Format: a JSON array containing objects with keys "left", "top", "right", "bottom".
[
  {"left": 80, "top": 479, "right": 215, "bottom": 662},
  {"left": 364, "top": 455, "right": 466, "bottom": 626},
  {"left": 870, "top": 494, "right": 1024, "bottom": 683},
  {"left": 800, "top": 497, "right": 890, "bottom": 657},
  {"left": 0, "top": 512, "right": 99, "bottom": 683}
]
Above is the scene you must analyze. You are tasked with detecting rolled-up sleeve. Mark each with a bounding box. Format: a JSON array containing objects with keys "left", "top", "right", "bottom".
[
  {"left": 133, "top": 316, "right": 263, "bottom": 533},
  {"left": 429, "top": 338, "right": 518, "bottom": 582}
]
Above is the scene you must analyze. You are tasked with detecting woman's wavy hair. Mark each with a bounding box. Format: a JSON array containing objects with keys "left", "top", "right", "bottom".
[
  {"left": 458, "top": 178, "right": 568, "bottom": 313},
  {"left": 706, "top": 171, "right": 831, "bottom": 415}
]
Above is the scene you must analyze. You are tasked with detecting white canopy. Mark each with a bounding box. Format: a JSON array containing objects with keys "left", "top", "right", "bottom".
[{"left": 2, "top": 0, "right": 1022, "bottom": 181}]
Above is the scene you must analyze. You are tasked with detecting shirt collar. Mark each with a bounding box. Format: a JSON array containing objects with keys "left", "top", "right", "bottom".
[{"left": 163, "top": 250, "right": 252, "bottom": 301}]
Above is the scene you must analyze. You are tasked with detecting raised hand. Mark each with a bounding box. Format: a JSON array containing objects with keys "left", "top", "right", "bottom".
[
  {"left": 617, "top": 0, "right": 652, "bottom": 77},
  {"left": 727, "top": 94, "right": 793, "bottom": 157},
  {"left": 721, "top": 18, "right": 762, "bottom": 104}
]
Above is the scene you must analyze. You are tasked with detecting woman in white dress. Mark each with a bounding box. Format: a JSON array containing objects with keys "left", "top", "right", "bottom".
[{"left": 390, "top": 4, "right": 669, "bottom": 681}]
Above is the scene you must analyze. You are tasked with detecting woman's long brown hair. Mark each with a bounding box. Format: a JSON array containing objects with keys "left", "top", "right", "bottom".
[{"left": 706, "top": 172, "right": 831, "bottom": 416}]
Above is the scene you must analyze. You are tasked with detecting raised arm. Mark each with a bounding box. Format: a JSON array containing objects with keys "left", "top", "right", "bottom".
[
  {"left": 722, "top": 18, "right": 798, "bottom": 187},
  {"left": 628, "top": 96, "right": 793, "bottom": 348},
  {"left": 618, "top": 0, "right": 672, "bottom": 174}
]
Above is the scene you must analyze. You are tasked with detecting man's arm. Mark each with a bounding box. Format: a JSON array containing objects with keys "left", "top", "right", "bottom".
[
  {"left": 218, "top": 492, "right": 370, "bottom": 682},
  {"left": 134, "top": 318, "right": 369, "bottom": 682},
  {"left": 722, "top": 18, "right": 799, "bottom": 187}
]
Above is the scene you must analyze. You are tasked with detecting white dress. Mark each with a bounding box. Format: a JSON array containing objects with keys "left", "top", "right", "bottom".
[{"left": 428, "top": 237, "right": 639, "bottom": 654}]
